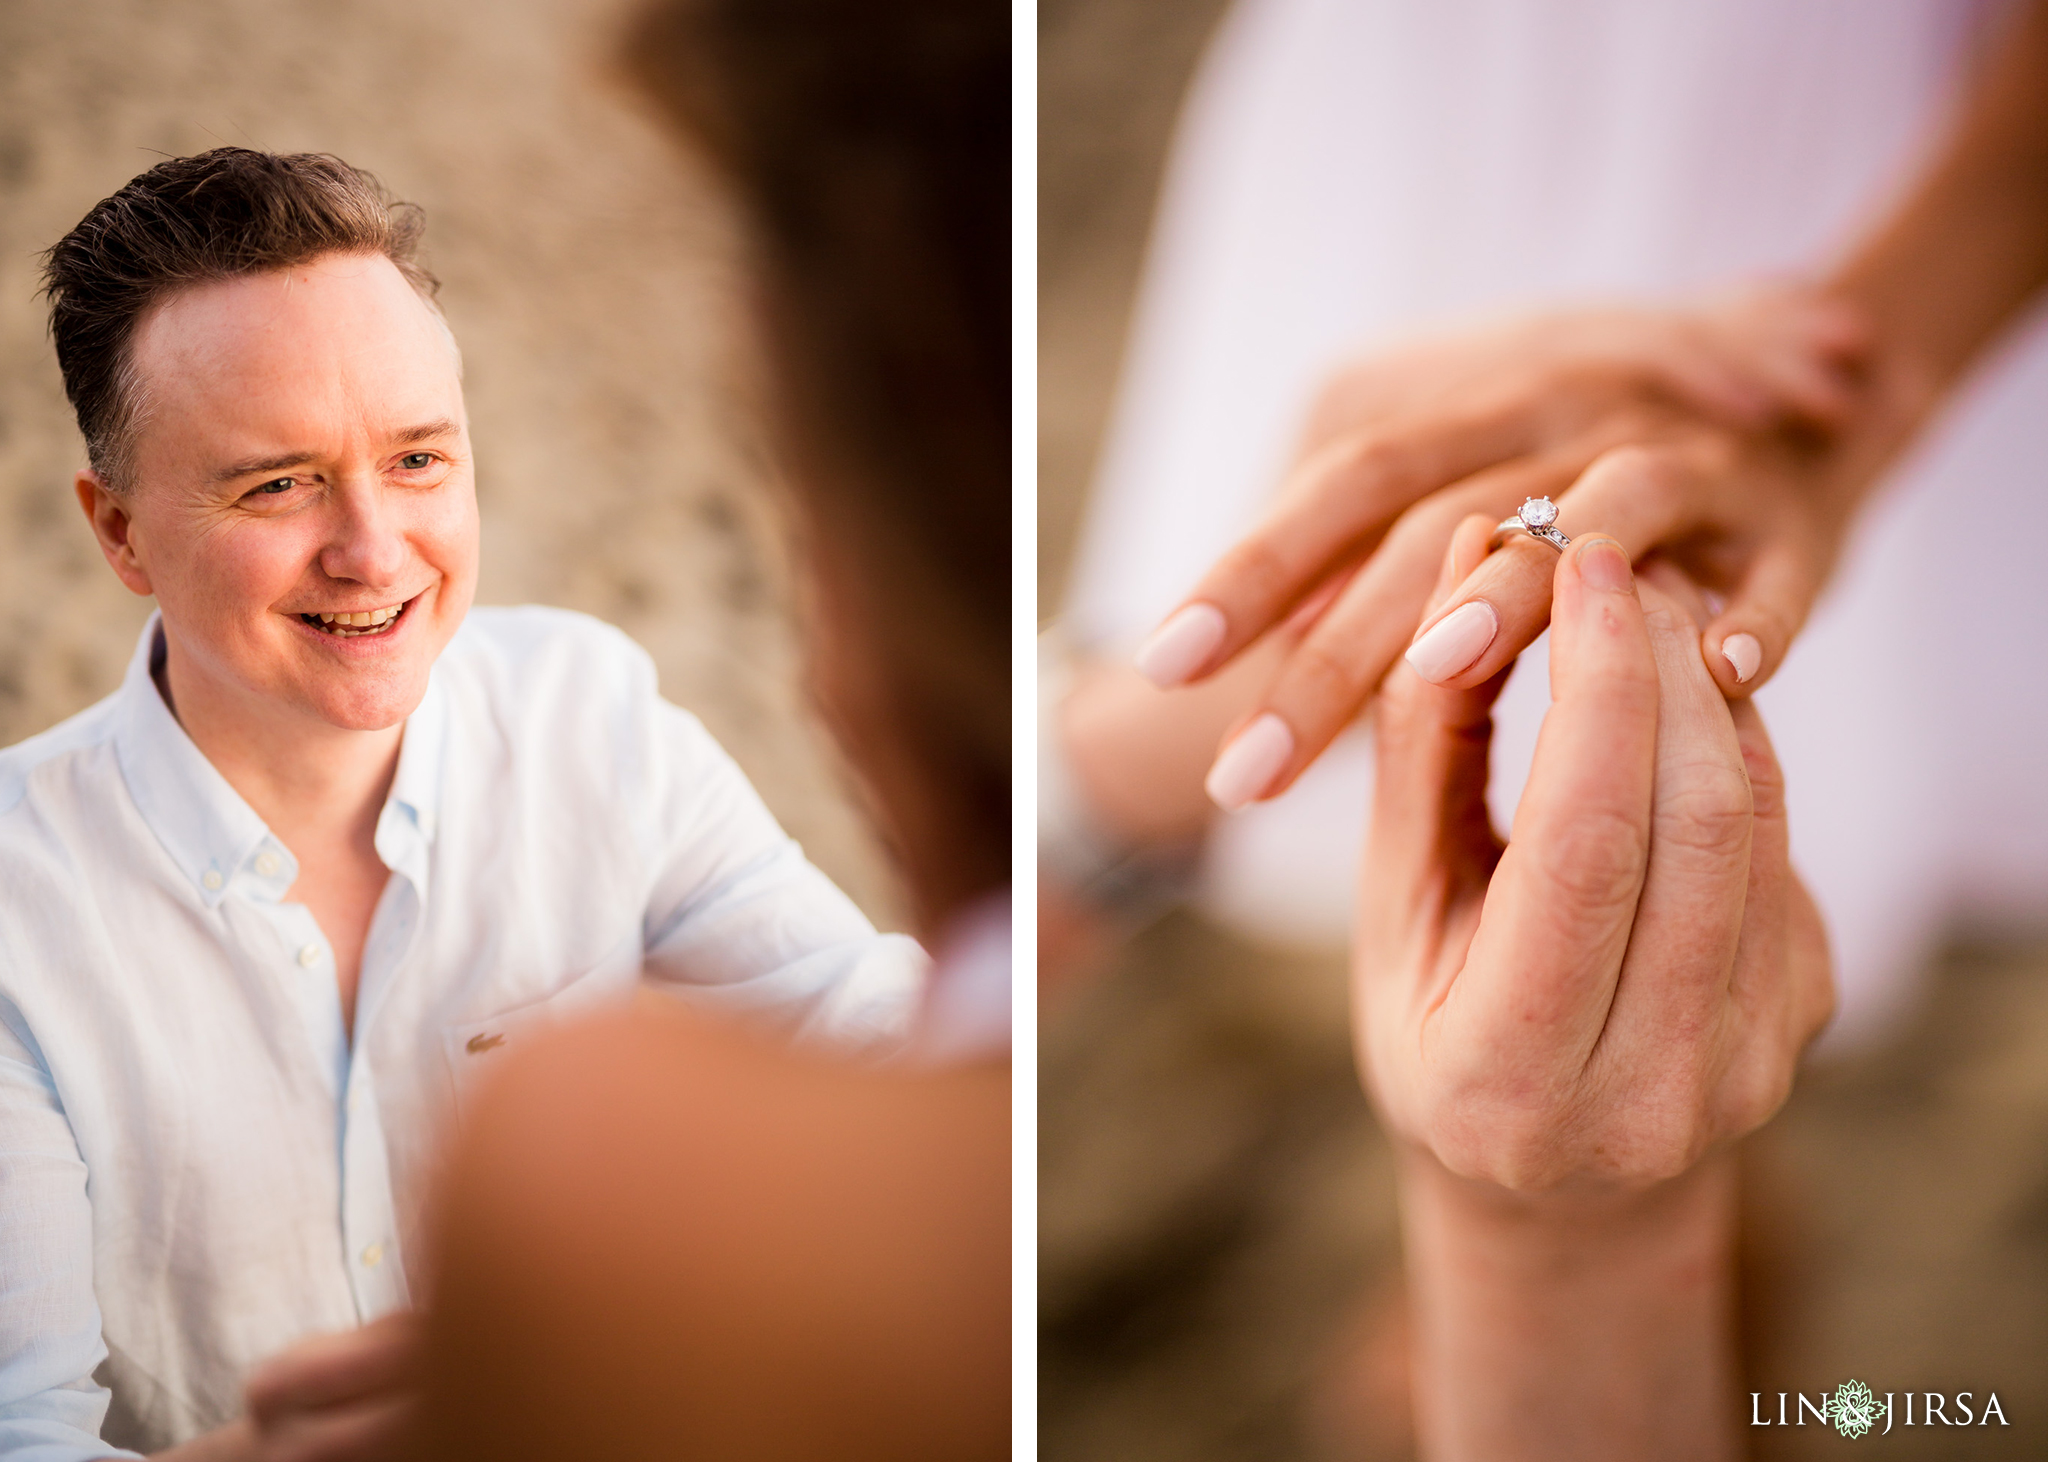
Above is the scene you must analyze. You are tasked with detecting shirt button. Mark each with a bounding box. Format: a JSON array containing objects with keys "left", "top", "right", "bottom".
[
  {"left": 202, "top": 870, "right": 224, "bottom": 892},
  {"left": 297, "top": 944, "right": 320, "bottom": 968},
  {"left": 360, "top": 1243, "right": 384, "bottom": 1269},
  {"left": 255, "top": 851, "right": 281, "bottom": 877}
]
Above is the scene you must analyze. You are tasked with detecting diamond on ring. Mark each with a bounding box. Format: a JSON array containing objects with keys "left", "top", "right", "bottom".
[{"left": 1490, "top": 496, "right": 1570, "bottom": 552}]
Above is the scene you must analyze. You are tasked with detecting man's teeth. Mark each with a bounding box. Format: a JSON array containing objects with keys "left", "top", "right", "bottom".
[{"left": 306, "top": 604, "right": 405, "bottom": 636}]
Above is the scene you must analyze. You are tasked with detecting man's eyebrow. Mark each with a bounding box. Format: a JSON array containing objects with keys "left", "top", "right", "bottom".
[
  {"left": 389, "top": 417, "right": 461, "bottom": 448},
  {"left": 212, "top": 451, "right": 315, "bottom": 484},
  {"left": 210, "top": 420, "right": 461, "bottom": 483}
]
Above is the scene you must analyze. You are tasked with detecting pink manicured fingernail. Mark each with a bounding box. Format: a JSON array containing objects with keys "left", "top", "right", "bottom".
[
  {"left": 1404, "top": 600, "right": 1498, "bottom": 684},
  {"left": 1135, "top": 602, "right": 1227, "bottom": 687},
  {"left": 1205, "top": 713, "right": 1294, "bottom": 811},
  {"left": 1720, "top": 632, "right": 1762, "bottom": 684}
]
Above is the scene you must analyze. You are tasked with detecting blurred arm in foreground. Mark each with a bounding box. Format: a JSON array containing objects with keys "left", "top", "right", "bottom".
[{"left": 412, "top": 0, "right": 1011, "bottom": 1456}]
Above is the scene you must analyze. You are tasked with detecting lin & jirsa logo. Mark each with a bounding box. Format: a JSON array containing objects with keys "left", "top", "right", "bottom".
[{"left": 1750, "top": 1381, "right": 2010, "bottom": 1436}]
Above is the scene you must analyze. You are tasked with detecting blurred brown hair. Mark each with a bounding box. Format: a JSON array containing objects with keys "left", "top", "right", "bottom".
[
  {"left": 625, "top": 0, "right": 1010, "bottom": 920},
  {"left": 41, "top": 147, "right": 437, "bottom": 491}
]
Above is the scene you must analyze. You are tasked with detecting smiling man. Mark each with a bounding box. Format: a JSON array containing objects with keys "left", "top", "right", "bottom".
[{"left": 0, "top": 150, "right": 921, "bottom": 1459}]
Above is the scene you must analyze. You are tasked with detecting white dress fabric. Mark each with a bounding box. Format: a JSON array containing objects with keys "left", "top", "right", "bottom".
[{"left": 1065, "top": 0, "right": 2048, "bottom": 1048}]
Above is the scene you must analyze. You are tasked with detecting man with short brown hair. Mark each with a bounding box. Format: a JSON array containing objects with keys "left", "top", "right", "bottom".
[{"left": 0, "top": 148, "right": 921, "bottom": 1460}]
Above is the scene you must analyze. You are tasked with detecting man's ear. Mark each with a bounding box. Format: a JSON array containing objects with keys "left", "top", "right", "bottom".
[{"left": 75, "top": 471, "right": 154, "bottom": 597}]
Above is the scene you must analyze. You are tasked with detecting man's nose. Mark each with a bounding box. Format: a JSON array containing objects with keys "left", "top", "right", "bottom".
[{"left": 319, "top": 480, "right": 409, "bottom": 588}]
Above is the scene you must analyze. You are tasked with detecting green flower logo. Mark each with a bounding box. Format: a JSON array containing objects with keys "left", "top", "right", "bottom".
[{"left": 1827, "top": 1380, "right": 1884, "bottom": 1439}]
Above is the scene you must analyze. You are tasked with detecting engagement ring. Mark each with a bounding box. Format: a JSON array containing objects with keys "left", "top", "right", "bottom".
[{"left": 1492, "top": 496, "right": 1570, "bottom": 552}]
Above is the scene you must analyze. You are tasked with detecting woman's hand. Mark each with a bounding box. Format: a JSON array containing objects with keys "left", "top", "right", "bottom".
[
  {"left": 1296, "top": 290, "right": 1867, "bottom": 449},
  {"left": 1130, "top": 289, "right": 1875, "bottom": 811},
  {"left": 1358, "top": 521, "right": 1832, "bottom": 1191}
]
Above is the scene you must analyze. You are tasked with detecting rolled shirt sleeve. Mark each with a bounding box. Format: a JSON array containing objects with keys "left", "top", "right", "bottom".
[{"left": 636, "top": 700, "right": 926, "bottom": 1049}]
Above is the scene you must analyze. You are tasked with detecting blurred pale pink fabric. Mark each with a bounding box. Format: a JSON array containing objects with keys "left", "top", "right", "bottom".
[{"left": 1065, "top": 0, "right": 2048, "bottom": 1050}]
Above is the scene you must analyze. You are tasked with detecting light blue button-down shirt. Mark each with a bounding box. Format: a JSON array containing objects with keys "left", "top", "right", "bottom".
[{"left": 0, "top": 606, "right": 923, "bottom": 1459}]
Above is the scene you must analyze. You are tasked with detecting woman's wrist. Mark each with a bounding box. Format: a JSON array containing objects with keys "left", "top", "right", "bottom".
[
  {"left": 1819, "top": 1, "right": 2048, "bottom": 442},
  {"left": 1395, "top": 1143, "right": 1742, "bottom": 1461}
]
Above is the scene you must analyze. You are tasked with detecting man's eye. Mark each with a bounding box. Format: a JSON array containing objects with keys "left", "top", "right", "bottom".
[
  {"left": 253, "top": 478, "right": 294, "bottom": 496},
  {"left": 399, "top": 453, "right": 434, "bottom": 470}
]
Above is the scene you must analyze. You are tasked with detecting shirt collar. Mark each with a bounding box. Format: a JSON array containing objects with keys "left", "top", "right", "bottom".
[
  {"left": 386, "top": 654, "right": 447, "bottom": 842},
  {"left": 112, "top": 612, "right": 449, "bottom": 908},
  {"left": 377, "top": 656, "right": 447, "bottom": 893}
]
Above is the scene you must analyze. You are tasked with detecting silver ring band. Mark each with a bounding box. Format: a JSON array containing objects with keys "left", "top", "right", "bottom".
[{"left": 1490, "top": 496, "right": 1570, "bottom": 552}]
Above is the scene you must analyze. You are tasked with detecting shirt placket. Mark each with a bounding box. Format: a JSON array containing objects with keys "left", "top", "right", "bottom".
[
  {"left": 240, "top": 828, "right": 419, "bottom": 1322},
  {"left": 342, "top": 799, "right": 432, "bottom": 1317}
]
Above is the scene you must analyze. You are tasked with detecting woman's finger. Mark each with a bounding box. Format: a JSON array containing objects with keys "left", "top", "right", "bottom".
[
  {"left": 1701, "top": 537, "right": 1821, "bottom": 696},
  {"left": 1444, "top": 536, "right": 1660, "bottom": 1069},
  {"left": 1394, "top": 437, "right": 1732, "bottom": 695},
  {"left": 1201, "top": 457, "right": 1574, "bottom": 810},
  {"left": 1134, "top": 401, "right": 1545, "bottom": 688},
  {"left": 1360, "top": 515, "right": 1508, "bottom": 946},
  {"left": 1701, "top": 288, "right": 1874, "bottom": 425},
  {"left": 1629, "top": 319, "right": 1777, "bottom": 427}
]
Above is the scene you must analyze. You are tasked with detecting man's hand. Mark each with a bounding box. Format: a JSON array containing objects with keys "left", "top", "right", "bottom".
[
  {"left": 142, "top": 1314, "right": 418, "bottom": 1462},
  {"left": 1360, "top": 519, "right": 1832, "bottom": 1189},
  {"left": 1357, "top": 522, "right": 1832, "bottom": 1458}
]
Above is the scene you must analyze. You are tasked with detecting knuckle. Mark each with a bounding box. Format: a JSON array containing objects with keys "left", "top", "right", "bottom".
[
  {"left": 1714, "top": 1039, "right": 1804, "bottom": 1138},
  {"left": 1581, "top": 441, "right": 1672, "bottom": 493},
  {"left": 1285, "top": 632, "right": 1375, "bottom": 706},
  {"left": 1381, "top": 483, "right": 1467, "bottom": 556},
  {"left": 1672, "top": 427, "right": 1740, "bottom": 475},
  {"left": 1638, "top": 597, "right": 1700, "bottom": 643},
  {"left": 1374, "top": 660, "right": 1445, "bottom": 749},
  {"left": 1651, "top": 767, "right": 1754, "bottom": 861},
  {"left": 1210, "top": 534, "right": 1297, "bottom": 609},
  {"left": 1406, "top": 489, "right": 1474, "bottom": 537},
  {"left": 1440, "top": 1119, "right": 1569, "bottom": 1193},
  {"left": 1719, "top": 1063, "right": 1793, "bottom": 1139},
  {"left": 1429, "top": 1072, "right": 1582, "bottom": 1192},
  {"left": 1324, "top": 428, "right": 1420, "bottom": 501},
  {"left": 1591, "top": 1095, "right": 1714, "bottom": 1185},
  {"left": 1536, "top": 804, "right": 1651, "bottom": 924},
  {"left": 1737, "top": 735, "right": 1788, "bottom": 822}
]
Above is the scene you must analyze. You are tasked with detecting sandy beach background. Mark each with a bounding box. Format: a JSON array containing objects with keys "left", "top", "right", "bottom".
[
  {"left": 1040, "top": 1, "right": 2048, "bottom": 1457},
  {"left": 0, "top": 0, "right": 899, "bottom": 924}
]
